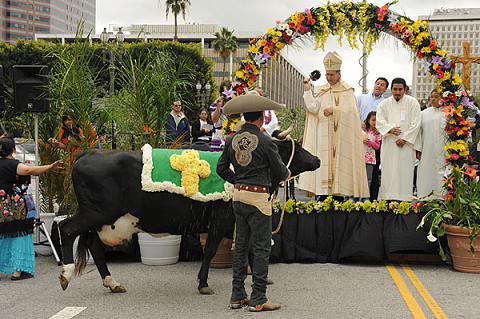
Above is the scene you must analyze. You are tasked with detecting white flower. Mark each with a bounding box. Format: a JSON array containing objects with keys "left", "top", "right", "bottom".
[
  {"left": 427, "top": 232, "right": 437, "bottom": 242},
  {"left": 418, "top": 218, "right": 425, "bottom": 228},
  {"left": 286, "top": 29, "right": 293, "bottom": 36},
  {"left": 442, "top": 91, "right": 451, "bottom": 98}
]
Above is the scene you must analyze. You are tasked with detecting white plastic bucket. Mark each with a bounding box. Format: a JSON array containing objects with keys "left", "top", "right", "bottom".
[{"left": 138, "top": 232, "right": 182, "bottom": 266}]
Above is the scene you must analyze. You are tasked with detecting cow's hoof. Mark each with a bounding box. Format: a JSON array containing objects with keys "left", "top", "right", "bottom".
[
  {"left": 198, "top": 287, "right": 214, "bottom": 295},
  {"left": 59, "top": 275, "right": 69, "bottom": 291},
  {"left": 110, "top": 285, "right": 127, "bottom": 293}
]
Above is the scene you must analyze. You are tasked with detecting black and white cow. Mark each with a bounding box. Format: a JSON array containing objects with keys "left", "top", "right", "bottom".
[{"left": 58, "top": 129, "right": 320, "bottom": 294}]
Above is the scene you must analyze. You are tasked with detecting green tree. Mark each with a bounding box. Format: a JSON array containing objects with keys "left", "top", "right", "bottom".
[
  {"left": 212, "top": 27, "right": 239, "bottom": 80},
  {"left": 164, "top": 0, "right": 191, "bottom": 42}
]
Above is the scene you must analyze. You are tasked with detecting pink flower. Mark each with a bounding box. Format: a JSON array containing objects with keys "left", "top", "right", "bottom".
[
  {"left": 14, "top": 194, "right": 20, "bottom": 202},
  {"left": 276, "top": 20, "right": 281, "bottom": 24},
  {"left": 375, "top": 23, "right": 382, "bottom": 29},
  {"left": 0, "top": 190, "right": 5, "bottom": 197},
  {"left": 3, "top": 211, "right": 9, "bottom": 217},
  {"left": 461, "top": 90, "right": 467, "bottom": 96},
  {"left": 451, "top": 153, "right": 460, "bottom": 161}
]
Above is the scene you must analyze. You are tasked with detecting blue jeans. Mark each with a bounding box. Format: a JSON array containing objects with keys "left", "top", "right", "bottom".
[{"left": 231, "top": 201, "right": 272, "bottom": 307}]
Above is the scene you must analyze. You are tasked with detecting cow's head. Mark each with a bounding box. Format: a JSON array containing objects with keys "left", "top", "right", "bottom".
[{"left": 272, "top": 126, "right": 320, "bottom": 179}]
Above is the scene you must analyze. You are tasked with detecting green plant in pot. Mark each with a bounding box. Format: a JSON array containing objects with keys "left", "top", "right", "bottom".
[{"left": 420, "top": 166, "right": 480, "bottom": 273}]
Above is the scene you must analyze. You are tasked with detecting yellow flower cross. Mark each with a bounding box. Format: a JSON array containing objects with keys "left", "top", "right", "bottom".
[{"left": 170, "top": 150, "right": 211, "bottom": 197}]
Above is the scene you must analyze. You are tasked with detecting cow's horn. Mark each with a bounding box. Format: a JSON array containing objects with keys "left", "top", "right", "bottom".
[{"left": 277, "top": 125, "right": 293, "bottom": 139}]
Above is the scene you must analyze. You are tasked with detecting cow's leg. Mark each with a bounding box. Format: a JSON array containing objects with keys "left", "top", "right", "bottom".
[
  {"left": 58, "top": 212, "right": 114, "bottom": 291},
  {"left": 197, "top": 228, "right": 223, "bottom": 295},
  {"left": 88, "top": 232, "right": 126, "bottom": 293},
  {"left": 58, "top": 217, "right": 77, "bottom": 290},
  {"left": 197, "top": 201, "right": 235, "bottom": 295}
]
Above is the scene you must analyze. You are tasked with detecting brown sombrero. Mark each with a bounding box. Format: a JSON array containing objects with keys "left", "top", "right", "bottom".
[{"left": 223, "top": 94, "right": 285, "bottom": 115}]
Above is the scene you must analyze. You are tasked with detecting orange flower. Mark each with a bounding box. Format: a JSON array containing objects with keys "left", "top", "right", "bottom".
[
  {"left": 441, "top": 104, "right": 455, "bottom": 117},
  {"left": 447, "top": 178, "right": 455, "bottom": 190},
  {"left": 263, "top": 46, "right": 271, "bottom": 55},
  {"left": 143, "top": 124, "right": 153, "bottom": 133},
  {"left": 464, "top": 167, "right": 478, "bottom": 179}
]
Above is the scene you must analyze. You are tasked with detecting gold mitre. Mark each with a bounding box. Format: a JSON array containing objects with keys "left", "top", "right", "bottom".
[{"left": 323, "top": 51, "right": 342, "bottom": 71}]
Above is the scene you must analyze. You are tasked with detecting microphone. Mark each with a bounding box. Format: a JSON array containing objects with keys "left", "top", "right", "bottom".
[{"left": 309, "top": 70, "right": 321, "bottom": 81}]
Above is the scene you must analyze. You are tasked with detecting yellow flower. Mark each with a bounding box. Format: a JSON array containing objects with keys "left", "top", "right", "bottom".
[
  {"left": 276, "top": 31, "right": 282, "bottom": 37},
  {"left": 170, "top": 150, "right": 211, "bottom": 197},
  {"left": 452, "top": 75, "right": 462, "bottom": 86},
  {"left": 276, "top": 42, "right": 285, "bottom": 50},
  {"left": 235, "top": 70, "right": 245, "bottom": 79},
  {"left": 435, "top": 49, "right": 448, "bottom": 57},
  {"left": 272, "top": 37, "right": 279, "bottom": 43},
  {"left": 420, "top": 47, "right": 431, "bottom": 54},
  {"left": 248, "top": 44, "right": 259, "bottom": 54},
  {"left": 433, "top": 63, "right": 439, "bottom": 71}
]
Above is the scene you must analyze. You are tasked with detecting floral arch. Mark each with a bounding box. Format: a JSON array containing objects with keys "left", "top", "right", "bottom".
[{"left": 231, "top": 0, "right": 477, "bottom": 191}]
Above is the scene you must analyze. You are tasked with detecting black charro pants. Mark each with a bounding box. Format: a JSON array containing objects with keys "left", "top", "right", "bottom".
[{"left": 231, "top": 201, "right": 271, "bottom": 307}]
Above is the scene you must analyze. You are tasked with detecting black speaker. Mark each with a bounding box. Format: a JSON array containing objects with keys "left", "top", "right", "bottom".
[
  {"left": 13, "top": 65, "right": 49, "bottom": 113},
  {"left": 0, "top": 66, "right": 4, "bottom": 112}
]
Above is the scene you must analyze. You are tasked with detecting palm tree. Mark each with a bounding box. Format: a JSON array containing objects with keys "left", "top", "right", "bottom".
[
  {"left": 164, "top": 0, "right": 191, "bottom": 41},
  {"left": 212, "top": 27, "right": 239, "bottom": 81}
]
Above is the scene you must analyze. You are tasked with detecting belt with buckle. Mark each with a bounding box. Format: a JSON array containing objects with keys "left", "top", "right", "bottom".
[{"left": 234, "top": 184, "right": 268, "bottom": 193}]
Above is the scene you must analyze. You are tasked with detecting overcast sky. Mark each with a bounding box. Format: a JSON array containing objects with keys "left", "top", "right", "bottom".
[{"left": 97, "top": 0, "right": 479, "bottom": 94}]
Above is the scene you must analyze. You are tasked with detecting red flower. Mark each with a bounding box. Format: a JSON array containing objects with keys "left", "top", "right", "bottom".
[
  {"left": 451, "top": 153, "right": 460, "bottom": 161},
  {"left": 437, "top": 70, "right": 444, "bottom": 79},
  {"left": 445, "top": 194, "right": 453, "bottom": 202},
  {"left": 448, "top": 93, "right": 457, "bottom": 101},
  {"left": 429, "top": 40, "right": 437, "bottom": 50},
  {"left": 3, "top": 211, "right": 9, "bottom": 217}
]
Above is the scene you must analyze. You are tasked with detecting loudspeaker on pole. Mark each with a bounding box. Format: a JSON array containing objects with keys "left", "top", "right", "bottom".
[{"left": 13, "top": 65, "right": 49, "bottom": 113}]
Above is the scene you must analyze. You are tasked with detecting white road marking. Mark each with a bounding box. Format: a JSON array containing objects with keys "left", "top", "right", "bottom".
[{"left": 49, "top": 307, "right": 87, "bottom": 319}]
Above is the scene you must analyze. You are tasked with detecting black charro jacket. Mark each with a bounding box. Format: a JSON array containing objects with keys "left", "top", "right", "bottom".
[{"left": 216, "top": 123, "right": 289, "bottom": 188}]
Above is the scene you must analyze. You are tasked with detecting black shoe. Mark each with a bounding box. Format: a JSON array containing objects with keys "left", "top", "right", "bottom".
[{"left": 11, "top": 272, "right": 34, "bottom": 281}]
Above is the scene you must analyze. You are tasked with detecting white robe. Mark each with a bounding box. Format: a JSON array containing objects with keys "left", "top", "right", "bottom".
[
  {"left": 376, "top": 95, "right": 421, "bottom": 201},
  {"left": 298, "top": 81, "right": 369, "bottom": 198},
  {"left": 262, "top": 110, "right": 280, "bottom": 136},
  {"left": 414, "top": 107, "right": 446, "bottom": 199}
]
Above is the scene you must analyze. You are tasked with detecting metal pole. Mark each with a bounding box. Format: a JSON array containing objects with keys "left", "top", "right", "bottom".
[
  {"left": 109, "top": 50, "right": 115, "bottom": 95},
  {"left": 361, "top": 47, "right": 368, "bottom": 94},
  {"left": 34, "top": 114, "right": 40, "bottom": 214},
  {"left": 229, "top": 52, "right": 233, "bottom": 81},
  {"left": 358, "top": 33, "right": 368, "bottom": 94}
]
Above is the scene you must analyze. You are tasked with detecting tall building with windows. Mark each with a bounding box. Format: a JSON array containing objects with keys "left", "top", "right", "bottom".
[
  {"left": 37, "top": 23, "right": 307, "bottom": 108},
  {"left": 0, "top": 0, "right": 95, "bottom": 43},
  {"left": 412, "top": 8, "right": 480, "bottom": 100}
]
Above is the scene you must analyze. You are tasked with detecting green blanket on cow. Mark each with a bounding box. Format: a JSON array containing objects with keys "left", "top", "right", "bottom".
[{"left": 141, "top": 144, "right": 233, "bottom": 202}]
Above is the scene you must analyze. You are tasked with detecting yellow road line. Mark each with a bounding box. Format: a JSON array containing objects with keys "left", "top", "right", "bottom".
[
  {"left": 385, "top": 265, "right": 427, "bottom": 319},
  {"left": 402, "top": 265, "right": 449, "bottom": 319}
]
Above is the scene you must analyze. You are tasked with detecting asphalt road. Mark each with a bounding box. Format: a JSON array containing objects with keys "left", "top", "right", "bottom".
[{"left": 1, "top": 255, "right": 479, "bottom": 319}]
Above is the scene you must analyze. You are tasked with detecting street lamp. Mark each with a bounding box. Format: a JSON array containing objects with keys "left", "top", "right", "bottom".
[
  {"left": 100, "top": 27, "right": 109, "bottom": 44},
  {"left": 196, "top": 81, "right": 211, "bottom": 108},
  {"left": 116, "top": 27, "right": 125, "bottom": 44}
]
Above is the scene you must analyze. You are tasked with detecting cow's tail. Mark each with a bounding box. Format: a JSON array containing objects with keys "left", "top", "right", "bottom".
[{"left": 74, "top": 232, "right": 89, "bottom": 276}]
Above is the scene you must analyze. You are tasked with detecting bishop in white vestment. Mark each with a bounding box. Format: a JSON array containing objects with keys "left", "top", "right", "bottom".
[
  {"left": 298, "top": 52, "right": 369, "bottom": 198},
  {"left": 414, "top": 91, "right": 446, "bottom": 199},
  {"left": 376, "top": 78, "right": 421, "bottom": 201}
]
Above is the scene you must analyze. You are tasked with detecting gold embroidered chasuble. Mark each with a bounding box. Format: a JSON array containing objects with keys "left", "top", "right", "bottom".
[{"left": 298, "top": 81, "right": 369, "bottom": 198}]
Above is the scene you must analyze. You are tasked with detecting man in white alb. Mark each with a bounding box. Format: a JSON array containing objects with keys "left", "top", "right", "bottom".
[
  {"left": 299, "top": 51, "right": 369, "bottom": 198},
  {"left": 376, "top": 77, "right": 421, "bottom": 201},
  {"left": 414, "top": 90, "right": 446, "bottom": 199}
]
